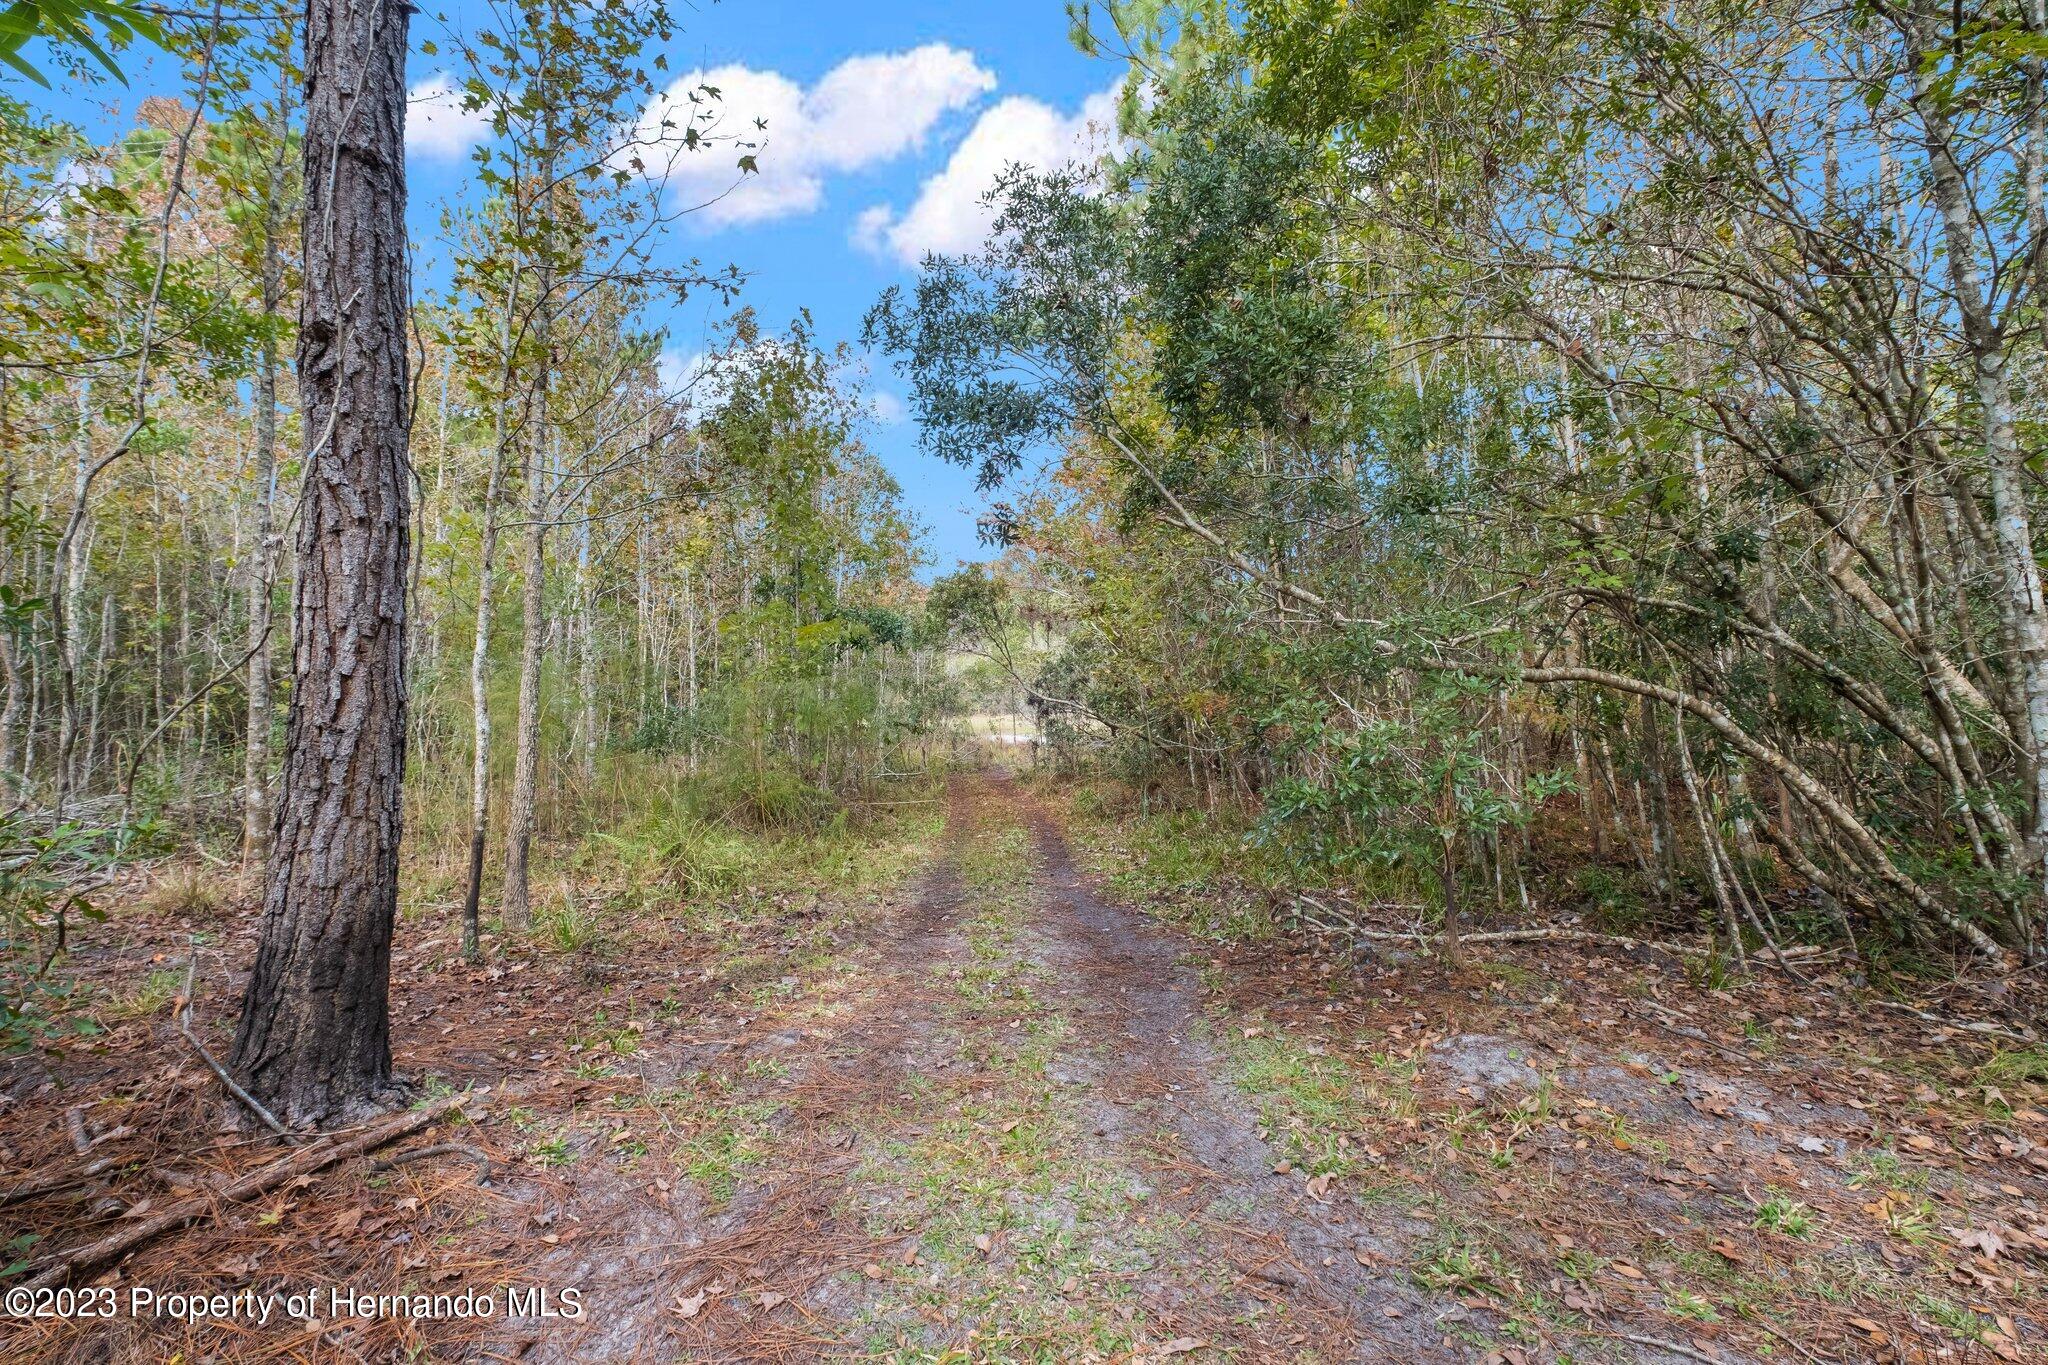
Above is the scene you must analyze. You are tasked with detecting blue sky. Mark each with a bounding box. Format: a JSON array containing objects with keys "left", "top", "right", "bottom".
[
  {"left": 36, "top": 2, "right": 1119, "bottom": 574},
  {"left": 408, "top": 0, "right": 1119, "bottom": 575}
]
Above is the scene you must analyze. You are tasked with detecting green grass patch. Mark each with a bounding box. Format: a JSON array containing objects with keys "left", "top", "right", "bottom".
[
  {"left": 1753, "top": 1193, "right": 1815, "bottom": 1238},
  {"left": 1979, "top": 1045, "right": 2048, "bottom": 1088},
  {"left": 668, "top": 1097, "right": 784, "bottom": 1203},
  {"left": 100, "top": 966, "right": 184, "bottom": 1021},
  {"left": 1230, "top": 1029, "right": 1361, "bottom": 1176}
]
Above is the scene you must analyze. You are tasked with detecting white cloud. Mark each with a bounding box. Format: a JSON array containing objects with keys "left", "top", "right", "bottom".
[
  {"left": 805, "top": 46, "right": 995, "bottom": 170},
  {"left": 869, "top": 390, "right": 908, "bottom": 425},
  {"left": 854, "top": 84, "right": 1122, "bottom": 267},
  {"left": 38, "top": 160, "right": 103, "bottom": 231},
  {"left": 407, "top": 73, "right": 493, "bottom": 162},
  {"left": 638, "top": 44, "right": 994, "bottom": 228},
  {"left": 661, "top": 338, "right": 817, "bottom": 411},
  {"left": 657, "top": 347, "right": 706, "bottom": 397},
  {"left": 850, "top": 203, "right": 895, "bottom": 256},
  {"left": 650, "top": 65, "right": 816, "bottom": 220}
]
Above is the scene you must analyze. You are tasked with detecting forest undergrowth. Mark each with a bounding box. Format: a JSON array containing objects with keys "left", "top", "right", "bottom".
[
  {"left": 0, "top": 750, "right": 949, "bottom": 1358},
  {"left": 4, "top": 0, "right": 2048, "bottom": 1358},
  {"left": 5, "top": 760, "right": 2044, "bottom": 1363}
]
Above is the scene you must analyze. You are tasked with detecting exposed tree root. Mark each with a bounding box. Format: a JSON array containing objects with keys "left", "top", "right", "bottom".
[
  {"left": 0, "top": 1153, "right": 128, "bottom": 1207},
  {"left": 368, "top": 1140, "right": 494, "bottom": 1185}
]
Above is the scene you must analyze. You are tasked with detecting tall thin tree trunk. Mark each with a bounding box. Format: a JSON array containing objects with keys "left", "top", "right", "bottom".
[
  {"left": 460, "top": 442, "right": 507, "bottom": 959},
  {"left": 1439, "top": 834, "right": 1462, "bottom": 971},
  {"left": 243, "top": 72, "right": 291, "bottom": 866},
  {"left": 0, "top": 379, "right": 17, "bottom": 791},
  {"left": 82, "top": 591, "right": 112, "bottom": 791},
  {"left": 22, "top": 522, "right": 40, "bottom": 779},
  {"left": 501, "top": 429, "right": 550, "bottom": 930},
  {"left": 684, "top": 561, "right": 698, "bottom": 772},
  {"left": 230, "top": 0, "right": 413, "bottom": 1127},
  {"left": 461, "top": 283, "right": 522, "bottom": 961},
  {"left": 574, "top": 512, "right": 596, "bottom": 780},
  {"left": 53, "top": 378, "right": 92, "bottom": 812},
  {"left": 500, "top": 77, "right": 564, "bottom": 928},
  {"left": 421, "top": 346, "right": 451, "bottom": 690},
  {"left": 1916, "top": 6, "right": 2048, "bottom": 958},
  {"left": 2027, "top": 0, "right": 2047, "bottom": 348}
]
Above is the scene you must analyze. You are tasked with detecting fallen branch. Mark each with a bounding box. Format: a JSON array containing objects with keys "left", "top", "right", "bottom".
[
  {"left": 1608, "top": 1333, "right": 1730, "bottom": 1364},
  {"left": 1750, "top": 1316, "right": 1839, "bottom": 1364},
  {"left": 369, "top": 1141, "right": 494, "bottom": 1185},
  {"left": 1629, "top": 1001, "right": 1756, "bottom": 1066},
  {"left": 1291, "top": 895, "right": 1700, "bottom": 959},
  {"left": 21, "top": 1092, "right": 471, "bottom": 1290},
  {"left": 1867, "top": 996, "right": 2038, "bottom": 1044},
  {"left": 6, "top": 1112, "right": 137, "bottom": 1210},
  {"left": 176, "top": 939, "right": 293, "bottom": 1139},
  {"left": 0, "top": 1155, "right": 127, "bottom": 1207},
  {"left": 1360, "top": 925, "right": 1697, "bottom": 955}
]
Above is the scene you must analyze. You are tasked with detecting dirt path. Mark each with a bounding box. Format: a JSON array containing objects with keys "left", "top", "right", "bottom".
[
  {"left": 17, "top": 768, "right": 2033, "bottom": 1363},
  {"left": 1009, "top": 777, "right": 1452, "bottom": 1357},
  {"left": 480, "top": 766, "right": 2048, "bottom": 1365},
  {"left": 502, "top": 770, "right": 1557, "bottom": 1362},
  {"left": 11, "top": 771, "right": 2038, "bottom": 1363}
]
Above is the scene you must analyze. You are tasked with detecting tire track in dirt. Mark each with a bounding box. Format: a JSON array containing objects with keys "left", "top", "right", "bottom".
[
  {"left": 511, "top": 778, "right": 980, "bottom": 1362},
  {"left": 1002, "top": 772, "right": 1463, "bottom": 1361},
  {"left": 520, "top": 773, "right": 1495, "bottom": 1361}
]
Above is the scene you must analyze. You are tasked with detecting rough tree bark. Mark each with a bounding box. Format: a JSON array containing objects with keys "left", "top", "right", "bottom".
[{"left": 229, "top": 0, "right": 412, "bottom": 1127}]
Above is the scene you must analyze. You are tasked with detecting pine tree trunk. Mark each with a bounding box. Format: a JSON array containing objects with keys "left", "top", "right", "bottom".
[{"left": 229, "top": 0, "right": 412, "bottom": 1128}]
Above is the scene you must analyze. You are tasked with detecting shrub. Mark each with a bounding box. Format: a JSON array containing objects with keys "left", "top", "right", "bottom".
[
  {"left": 699, "top": 760, "right": 833, "bottom": 832},
  {"left": 142, "top": 865, "right": 227, "bottom": 918},
  {"left": 535, "top": 886, "right": 605, "bottom": 953},
  {"left": 645, "top": 820, "right": 755, "bottom": 897}
]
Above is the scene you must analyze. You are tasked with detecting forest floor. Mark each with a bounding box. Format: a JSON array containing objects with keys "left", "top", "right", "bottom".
[{"left": 2, "top": 769, "right": 2045, "bottom": 1363}]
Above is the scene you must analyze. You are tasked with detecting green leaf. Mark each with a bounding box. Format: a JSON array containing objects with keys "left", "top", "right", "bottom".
[{"left": 0, "top": 38, "right": 50, "bottom": 87}]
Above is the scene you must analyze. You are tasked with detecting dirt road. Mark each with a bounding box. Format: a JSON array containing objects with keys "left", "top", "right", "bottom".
[
  {"left": 28, "top": 770, "right": 2025, "bottom": 1363},
  {"left": 509, "top": 772, "right": 1687, "bottom": 1362}
]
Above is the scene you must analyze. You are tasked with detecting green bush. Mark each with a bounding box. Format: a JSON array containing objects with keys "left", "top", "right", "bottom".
[
  {"left": 649, "top": 820, "right": 755, "bottom": 897},
  {"left": 698, "top": 760, "right": 834, "bottom": 832}
]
